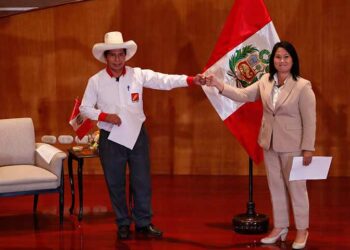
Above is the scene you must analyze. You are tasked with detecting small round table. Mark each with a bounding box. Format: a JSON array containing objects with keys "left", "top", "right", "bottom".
[{"left": 67, "top": 147, "right": 98, "bottom": 221}]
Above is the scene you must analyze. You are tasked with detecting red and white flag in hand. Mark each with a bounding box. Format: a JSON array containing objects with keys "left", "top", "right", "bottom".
[
  {"left": 69, "top": 98, "right": 93, "bottom": 139},
  {"left": 202, "top": 0, "right": 280, "bottom": 164}
]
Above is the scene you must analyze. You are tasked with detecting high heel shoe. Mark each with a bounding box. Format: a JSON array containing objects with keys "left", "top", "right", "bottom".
[
  {"left": 261, "top": 228, "right": 288, "bottom": 244},
  {"left": 292, "top": 231, "right": 308, "bottom": 249}
]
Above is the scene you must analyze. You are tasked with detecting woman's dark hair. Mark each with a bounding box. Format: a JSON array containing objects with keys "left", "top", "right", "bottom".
[{"left": 269, "top": 41, "right": 299, "bottom": 81}]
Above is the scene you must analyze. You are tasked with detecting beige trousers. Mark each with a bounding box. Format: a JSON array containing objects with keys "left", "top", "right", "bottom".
[{"left": 264, "top": 149, "right": 309, "bottom": 230}]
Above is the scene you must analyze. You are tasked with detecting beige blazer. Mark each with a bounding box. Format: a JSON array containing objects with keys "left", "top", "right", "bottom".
[{"left": 221, "top": 73, "right": 316, "bottom": 152}]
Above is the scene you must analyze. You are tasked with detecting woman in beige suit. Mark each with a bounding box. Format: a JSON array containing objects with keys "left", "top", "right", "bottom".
[{"left": 205, "top": 41, "right": 316, "bottom": 249}]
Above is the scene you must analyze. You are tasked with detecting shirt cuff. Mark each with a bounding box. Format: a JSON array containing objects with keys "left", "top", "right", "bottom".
[
  {"left": 186, "top": 76, "right": 195, "bottom": 87},
  {"left": 98, "top": 112, "right": 108, "bottom": 121}
]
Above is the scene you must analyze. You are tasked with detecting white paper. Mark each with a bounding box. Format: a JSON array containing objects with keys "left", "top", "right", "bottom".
[
  {"left": 36, "top": 144, "right": 62, "bottom": 164},
  {"left": 289, "top": 156, "right": 332, "bottom": 181},
  {"left": 107, "top": 110, "right": 143, "bottom": 150}
]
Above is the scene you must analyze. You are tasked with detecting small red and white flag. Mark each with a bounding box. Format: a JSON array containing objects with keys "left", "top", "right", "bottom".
[
  {"left": 202, "top": 0, "right": 280, "bottom": 164},
  {"left": 69, "top": 98, "right": 94, "bottom": 139}
]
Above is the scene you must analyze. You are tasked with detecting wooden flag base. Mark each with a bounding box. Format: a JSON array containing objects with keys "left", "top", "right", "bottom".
[
  {"left": 232, "top": 158, "right": 269, "bottom": 234},
  {"left": 233, "top": 201, "right": 269, "bottom": 234}
]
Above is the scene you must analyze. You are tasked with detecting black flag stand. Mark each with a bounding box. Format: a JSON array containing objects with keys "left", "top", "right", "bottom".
[{"left": 232, "top": 157, "right": 269, "bottom": 234}]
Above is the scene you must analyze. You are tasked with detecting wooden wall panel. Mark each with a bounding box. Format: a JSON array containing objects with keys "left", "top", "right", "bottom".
[{"left": 0, "top": 0, "right": 349, "bottom": 176}]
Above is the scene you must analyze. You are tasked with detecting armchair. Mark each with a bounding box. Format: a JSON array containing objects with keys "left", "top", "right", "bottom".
[{"left": 0, "top": 118, "right": 66, "bottom": 224}]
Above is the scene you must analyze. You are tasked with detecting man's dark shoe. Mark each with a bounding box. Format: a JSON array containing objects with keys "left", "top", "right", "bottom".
[
  {"left": 136, "top": 224, "right": 163, "bottom": 238},
  {"left": 118, "top": 225, "right": 131, "bottom": 240}
]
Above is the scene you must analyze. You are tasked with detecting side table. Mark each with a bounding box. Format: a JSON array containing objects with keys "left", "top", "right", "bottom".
[{"left": 67, "top": 147, "right": 99, "bottom": 221}]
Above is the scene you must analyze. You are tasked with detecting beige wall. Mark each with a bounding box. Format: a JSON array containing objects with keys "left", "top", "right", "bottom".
[{"left": 0, "top": 0, "right": 349, "bottom": 175}]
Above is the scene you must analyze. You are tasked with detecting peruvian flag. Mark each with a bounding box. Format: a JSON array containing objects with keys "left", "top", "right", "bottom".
[
  {"left": 69, "top": 98, "right": 94, "bottom": 139},
  {"left": 202, "top": 0, "right": 280, "bottom": 164}
]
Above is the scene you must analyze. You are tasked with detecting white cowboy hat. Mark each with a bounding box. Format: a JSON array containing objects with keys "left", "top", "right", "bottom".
[{"left": 92, "top": 31, "right": 137, "bottom": 63}]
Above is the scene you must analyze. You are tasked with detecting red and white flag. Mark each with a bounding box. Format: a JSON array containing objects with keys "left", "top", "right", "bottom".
[
  {"left": 202, "top": 0, "right": 279, "bottom": 163},
  {"left": 69, "top": 98, "right": 94, "bottom": 139}
]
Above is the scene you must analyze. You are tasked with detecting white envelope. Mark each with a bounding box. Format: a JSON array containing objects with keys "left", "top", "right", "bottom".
[
  {"left": 36, "top": 144, "right": 62, "bottom": 164},
  {"left": 107, "top": 110, "right": 143, "bottom": 150},
  {"left": 289, "top": 156, "right": 332, "bottom": 181}
]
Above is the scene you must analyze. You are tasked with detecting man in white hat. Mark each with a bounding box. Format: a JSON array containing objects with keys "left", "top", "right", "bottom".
[{"left": 80, "top": 31, "right": 202, "bottom": 240}]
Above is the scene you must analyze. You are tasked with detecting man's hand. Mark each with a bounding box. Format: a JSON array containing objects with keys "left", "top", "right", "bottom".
[
  {"left": 193, "top": 74, "right": 206, "bottom": 86},
  {"left": 105, "top": 114, "right": 122, "bottom": 126}
]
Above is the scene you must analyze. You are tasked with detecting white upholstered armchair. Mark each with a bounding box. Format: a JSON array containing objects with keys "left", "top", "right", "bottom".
[{"left": 0, "top": 118, "right": 66, "bottom": 224}]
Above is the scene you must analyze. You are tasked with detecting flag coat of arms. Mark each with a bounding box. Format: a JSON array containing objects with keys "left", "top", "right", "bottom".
[
  {"left": 69, "top": 98, "right": 94, "bottom": 139},
  {"left": 202, "top": 0, "right": 280, "bottom": 163}
]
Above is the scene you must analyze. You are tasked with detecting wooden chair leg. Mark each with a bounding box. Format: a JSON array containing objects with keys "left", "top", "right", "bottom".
[
  {"left": 33, "top": 194, "right": 39, "bottom": 213},
  {"left": 59, "top": 169, "right": 64, "bottom": 224},
  {"left": 59, "top": 190, "right": 64, "bottom": 224}
]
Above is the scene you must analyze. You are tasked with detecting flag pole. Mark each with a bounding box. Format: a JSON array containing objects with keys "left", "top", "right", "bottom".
[{"left": 232, "top": 157, "right": 269, "bottom": 234}]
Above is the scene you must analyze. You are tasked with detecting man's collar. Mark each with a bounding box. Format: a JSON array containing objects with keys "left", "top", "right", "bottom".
[{"left": 106, "top": 66, "right": 126, "bottom": 78}]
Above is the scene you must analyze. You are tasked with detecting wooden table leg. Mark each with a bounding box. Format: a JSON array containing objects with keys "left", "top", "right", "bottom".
[
  {"left": 77, "top": 158, "right": 84, "bottom": 221},
  {"left": 68, "top": 153, "right": 75, "bottom": 215}
]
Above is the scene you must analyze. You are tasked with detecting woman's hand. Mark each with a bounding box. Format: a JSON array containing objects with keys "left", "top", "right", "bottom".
[
  {"left": 302, "top": 150, "right": 313, "bottom": 166},
  {"left": 205, "top": 75, "right": 225, "bottom": 93}
]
